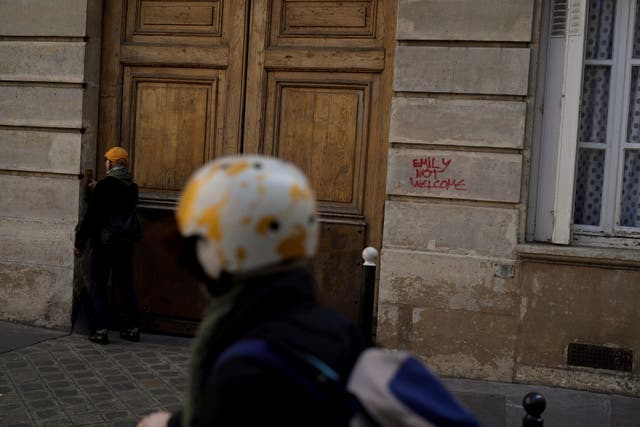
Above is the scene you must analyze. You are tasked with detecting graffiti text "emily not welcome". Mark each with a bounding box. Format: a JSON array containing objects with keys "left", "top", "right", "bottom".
[{"left": 409, "top": 157, "right": 467, "bottom": 191}]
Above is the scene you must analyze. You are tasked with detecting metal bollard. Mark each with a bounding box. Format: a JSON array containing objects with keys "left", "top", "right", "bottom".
[
  {"left": 359, "top": 247, "right": 378, "bottom": 345},
  {"left": 522, "top": 392, "right": 546, "bottom": 427}
]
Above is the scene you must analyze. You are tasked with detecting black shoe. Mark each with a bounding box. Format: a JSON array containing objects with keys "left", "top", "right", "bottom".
[
  {"left": 88, "top": 330, "right": 109, "bottom": 345},
  {"left": 120, "top": 328, "right": 140, "bottom": 342}
]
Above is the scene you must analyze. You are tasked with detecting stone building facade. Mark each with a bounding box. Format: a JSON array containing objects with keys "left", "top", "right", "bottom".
[
  {"left": 0, "top": 0, "right": 102, "bottom": 327},
  {"left": 1, "top": 0, "right": 638, "bottom": 398}
]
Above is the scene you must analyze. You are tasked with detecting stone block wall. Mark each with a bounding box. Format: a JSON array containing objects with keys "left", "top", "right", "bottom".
[
  {"left": 0, "top": 0, "right": 102, "bottom": 329},
  {"left": 380, "top": 0, "right": 640, "bottom": 396},
  {"left": 378, "top": 0, "right": 534, "bottom": 382}
]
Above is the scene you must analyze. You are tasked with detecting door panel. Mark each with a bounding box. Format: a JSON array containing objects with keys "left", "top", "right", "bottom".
[
  {"left": 131, "top": 209, "right": 208, "bottom": 336},
  {"left": 272, "top": 0, "right": 379, "bottom": 44},
  {"left": 99, "top": 0, "right": 248, "bottom": 335},
  {"left": 314, "top": 222, "right": 366, "bottom": 318},
  {"left": 126, "top": 0, "right": 224, "bottom": 43},
  {"left": 280, "top": 2, "right": 375, "bottom": 36},
  {"left": 122, "top": 67, "right": 221, "bottom": 196},
  {"left": 262, "top": 76, "right": 374, "bottom": 317},
  {"left": 244, "top": 0, "right": 393, "bottom": 321},
  {"left": 263, "top": 73, "right": 374, "bottom": 213},
  {"left": 99, "top": 0, "right": 394, "bottom": 333}
]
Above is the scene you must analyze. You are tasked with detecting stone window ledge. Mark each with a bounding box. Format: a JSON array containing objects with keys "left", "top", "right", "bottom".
[{"left": 516, "top": 243, "right": 640, "bottom": 269}]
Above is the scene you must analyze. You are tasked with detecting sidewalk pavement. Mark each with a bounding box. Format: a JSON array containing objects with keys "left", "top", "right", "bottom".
[
  {"left": 1, "top": 320, "right": 639, "bottom": 426},
  {"left": 0, "top": 321, "right": 191, "bottom": 426}
]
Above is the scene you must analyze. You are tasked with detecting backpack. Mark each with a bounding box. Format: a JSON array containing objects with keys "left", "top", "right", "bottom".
[
  {"left": 100, "top": 210, "right": 142, "bottom": 245},
  {"left": 214, "top": 339, "right": 481, "bottom": 427}
]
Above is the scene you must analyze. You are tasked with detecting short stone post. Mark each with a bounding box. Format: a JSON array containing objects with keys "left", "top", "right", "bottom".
[
  {"left": 522, "top": 392, "right": 546, "bottom": 427},
  {"left": 359, "top": 247, "right": 379, "bottom": 344}
]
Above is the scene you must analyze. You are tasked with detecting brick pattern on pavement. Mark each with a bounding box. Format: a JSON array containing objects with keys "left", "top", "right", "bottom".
[{"left": 0, "top": 334, "right": 191, "bottom": 427}]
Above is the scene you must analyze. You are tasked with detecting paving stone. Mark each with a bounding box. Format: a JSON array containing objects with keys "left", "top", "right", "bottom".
[
  {"left": 75, "top": 376, "right": 101, "bottom": 386},
  {"left": 49, "top": 347, "right": 74, "bottom": 354},
  {"left": 40, "top": 418, "right": 73, "bottom": 426},
  {"left": 131, "top": 406, "right": 162, "bottom": 417},
  {"left": 65, "top": 364, "right": 90, "bottom": 372},
  {"left": 137, "top": 378, "right": 165, "bottom": 389},
  {"left": 110, "top": 383, "right": 137, "bottom": 392},
  {"left": 53, "top": 388, "right": 80, "bottom": 397},
  {"left": 102, "top": 410, "right": 135, "bottom": 421},
  {"left": 115, "top": 390, "right": 150, "bottom": 402},
  {"left": 121, "top": 364, "right": 144, "bottom": 372},
  {"left": 26, "top": 398, "right": 58, "bottom": 409},
  {"left": 31, "top": 358, "right": 57, "bottom": 366},
  {"left": 38, "top": 366, "right": 63, "bottom": 373},
  {"left": 89, "top": 392, "right": 118, "bottom": 401},
  {"left": 92, "top": 362, "right": 117, "bottom": 369},
  {"left": 6, "top": 423, "right": 34, "bottom": 427},
  {"left": 68, "top": 412, "right": 104, "bottom": 425},
  {"left": 148, "top": 364, "right": 172, "bottom": 371},
  {"left": 162, "top": 404, "right": 182, "bottom": 413},
  {"left": 58, "top": 357, "right": 83, "bottom": 364},
  {"left": 0, "top": 390, "right": 21, "bottom": 403},
  {"left": 110, "top": 419, "right": 138, "bottom": 427},
  {"left": 129, "top": 372, "right": 156, "bottom": 381},
  {"left": 42, "top": 374, "right": 68, "bottom": 382},
  {"left": 2, "top": 407, "right": 34, "bottom": 423},
  {"left": 48, "top": 380, "right": 74, "bottom": 389},
  {"left": 157, "top": 370, "right": 180, "bottom": 378},
  {"left": 23, "top": 389, "right": 53, "bottom": 400},
  {"left": 82, "top": 385, "right": 111, "bottom": 395},
  {"left": 107, "top": 351, "right": 132, "bottom": 358},
  {"left": 103, "top": 375, "right": 130, "bottom": 383},
  {"left": 146, "top": 387, "right": 174, "bottom": 397},
  {"left": 154, "top": 395, "right": 180, "bottom": 406},
  {"left": 94, "top": 400, "right": 126, "bottom": 411},
  {"left": 97, "top": 370, "right": 124, "bottom": 377},
  {"left": 35, "top": 408, "right": 66, "bottom": 418},
  {"left": 0, "top": 401, "right": 22, "bottom": 411},
  {"left": 64, "top": 403, "right": 96, "bottom": 415},
  {"left": 7, "top": 361, "right": 29, "bottom": 369},
  {"left": 83, "top": 356, "right": 107, "bottom": 363},
  {"left": 166, "top": 378, "right": 185, "bottom": 388},
  {"left": 60, "top": 396, "right": 88, "bottom": 406},
  {"left": 74, "top": 350, "right": 102, "bottom": 357}
]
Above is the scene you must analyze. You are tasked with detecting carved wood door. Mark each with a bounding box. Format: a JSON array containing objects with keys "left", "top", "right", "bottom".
[
  {"left": 98, "top": 0, "right": 394, "bottom": 335},
  {"left": 243, "top": 0, "right": 394, "bottom": 320}
]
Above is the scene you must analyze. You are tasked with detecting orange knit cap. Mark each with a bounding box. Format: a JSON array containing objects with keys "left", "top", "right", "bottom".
[{"left": 105, "top": 147, "right": 129, "bottom": 163}]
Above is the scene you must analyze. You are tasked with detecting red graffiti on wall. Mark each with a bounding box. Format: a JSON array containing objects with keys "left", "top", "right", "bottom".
[{"left": 409, "top": 157, "right": 467, "bottom": 191}]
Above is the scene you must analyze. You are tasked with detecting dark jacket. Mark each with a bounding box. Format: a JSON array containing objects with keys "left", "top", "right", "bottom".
[
  {"left": 74, "top": 167, "right": 139, "bottom": 251},
  {"left": 168, "top": 266, "right": 366, "bottom": 427}
]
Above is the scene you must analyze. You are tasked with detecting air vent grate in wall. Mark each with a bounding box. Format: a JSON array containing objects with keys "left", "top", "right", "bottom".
[
  {"left": 567, "top": 343, "right": 633, "bottom": 372},
  {"left": 551, "top": 0, "right": 568, "bottom": 37}
]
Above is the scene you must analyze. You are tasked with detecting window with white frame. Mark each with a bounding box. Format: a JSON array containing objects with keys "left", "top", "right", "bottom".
[
  {"left": 531, "top": 0, "right": 640, "bottom": 247},
  {"left": 574, "top": 0, "right": 640, "bottom": 237}
]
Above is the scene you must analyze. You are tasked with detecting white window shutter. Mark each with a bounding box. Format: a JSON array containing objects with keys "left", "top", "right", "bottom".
[{"left": 534, "top": 0, "right": 587, "bottom": 244}]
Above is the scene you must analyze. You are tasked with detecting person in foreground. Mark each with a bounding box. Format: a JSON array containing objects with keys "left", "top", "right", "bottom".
[
  {"left": 74, "top": 147, "right": 141, "bottom": 344},
  {"left": 138, "top": 155, "right": 366, "bottom": 427}
]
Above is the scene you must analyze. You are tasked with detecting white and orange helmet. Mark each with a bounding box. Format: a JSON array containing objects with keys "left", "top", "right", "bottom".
[{"left": 175, "top": 155, "right": 319, "bottom": 279}]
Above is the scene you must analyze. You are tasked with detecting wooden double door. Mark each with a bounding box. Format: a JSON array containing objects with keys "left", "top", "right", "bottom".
[{"left": 98, "top": 0, "right": 396, "bottom": 335}]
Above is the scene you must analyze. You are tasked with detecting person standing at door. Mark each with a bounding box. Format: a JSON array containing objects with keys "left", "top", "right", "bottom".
[
  {"left": 137, "top": 155, "right": 366, "bottom": 427},
  {"left": 74, "top": 147, "right": 142, "bottom": 345}
]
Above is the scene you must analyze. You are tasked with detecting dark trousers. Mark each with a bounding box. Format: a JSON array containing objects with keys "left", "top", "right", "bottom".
[{"left": 90, "top": 244, "right": 139, "bottom": 331}]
